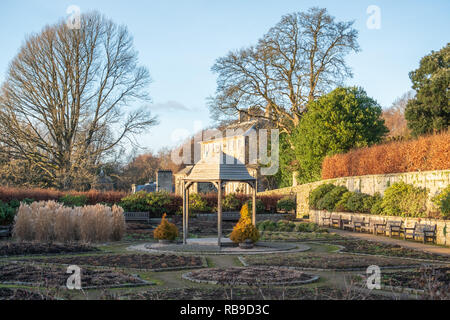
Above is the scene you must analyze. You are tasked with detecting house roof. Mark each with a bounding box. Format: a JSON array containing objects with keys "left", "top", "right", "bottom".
[
  {"left": 201, "top": 118, "right": 272, "bottom": 144},
  {"left": 184, "top": 156, "right": 256, "bottom": 182}
]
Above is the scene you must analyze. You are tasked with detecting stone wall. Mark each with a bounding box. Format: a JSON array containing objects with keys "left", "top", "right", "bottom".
[
  {"left": 310, "top": 210, "right": 450, "bottom": 246},
  {"left": 258, "top": 169, "right": 450, "bottom": 218}
]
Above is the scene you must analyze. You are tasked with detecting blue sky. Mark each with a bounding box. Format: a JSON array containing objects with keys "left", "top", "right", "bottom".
[{"left": 1, "top": 0, "right": 449, "bottom": 152}]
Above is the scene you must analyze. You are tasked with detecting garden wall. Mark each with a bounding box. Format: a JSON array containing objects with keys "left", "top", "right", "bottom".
[
  {"left": 258, "top": 169, "right": 450, "bottom": 218},
  {"left": 310, "top": 210, "right": 450, "bottom": 246}
]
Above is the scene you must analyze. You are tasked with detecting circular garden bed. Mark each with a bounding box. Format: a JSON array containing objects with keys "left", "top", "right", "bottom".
[
  {"left": 183, "top": 267, "right": 319, "bottom": 286},
  {"left": 0, "top": 242, "right": 98, "bottom": 256}
]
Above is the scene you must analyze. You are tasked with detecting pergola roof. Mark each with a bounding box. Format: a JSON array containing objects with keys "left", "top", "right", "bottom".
[{"left": 184, "top": 160, "right": 256, "bottom": 181}]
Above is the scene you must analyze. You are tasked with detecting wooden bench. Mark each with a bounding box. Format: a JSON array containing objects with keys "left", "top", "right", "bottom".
[
  {"left": 321, "top": 214, "right": 331, "bottom": 227},
  {"left": 341, "top": 217, "right": 353, "bottom": 230},
  {"left": 330, "top": 215, "right": 341, "bottom": 229},
  {"left": 124, "top": 212, "right": 150, "bottom": 223},
  {"left": 388, "top": 220, "right": 403, "bottom": 237},
  {"left": 372, "top": 219, "right": 387, "bottom": 235},
  {"left": 352, "top": 217, "right": 367, "bottom": 232},
  {"left": 404, "top": 223, "right": 437, "bottom": 243}
]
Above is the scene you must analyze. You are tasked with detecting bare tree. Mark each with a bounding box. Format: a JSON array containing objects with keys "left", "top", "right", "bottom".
[
  {"left": 209, "top": 7, "right": 359, "bottom": 133},
  {"left": 382, "top": 91, "right": 414, "bottom": 139},
  {"left": 0, "top": 12, "right": 157, "bottom": 189}
]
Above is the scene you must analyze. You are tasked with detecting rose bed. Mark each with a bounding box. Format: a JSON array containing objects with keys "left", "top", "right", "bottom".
[{"left": 183, "top": 267, "right": 319, "bottom": 286}]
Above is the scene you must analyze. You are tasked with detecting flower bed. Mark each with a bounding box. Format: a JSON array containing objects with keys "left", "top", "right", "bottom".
[
  {"left": 26, "top": 253, "right": 204, "bottom": 270},
  {"left": 183, "top": 267, "right": 318, "bottom": 286},
  {"left": 0, "top": 242, "right": 98, "bottom": 256},
  {"left": 259, "top": 231, "right": 344, "bottom": 242},
  {"left": 242, "top": 252, "right": 440, "bottom": 270},
  {"left": 380, "top": 266, "right": 449, "bottom": 293},
  {"left": 120, "top": 286, "right": 390, "bottom": 300},
  {"left": 0, "top": 263, "right": 146, "bottom": 288},
  {"left": 334, "top": 239, "right": 449, "bottom": 261},
  {"left": 0, "top": 287, "right": 53, "bottom": 300}
]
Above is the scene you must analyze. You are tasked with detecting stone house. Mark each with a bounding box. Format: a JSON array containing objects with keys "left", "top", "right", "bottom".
[{"left": 174, "top": 116, "right": 274, "bottom": 196}]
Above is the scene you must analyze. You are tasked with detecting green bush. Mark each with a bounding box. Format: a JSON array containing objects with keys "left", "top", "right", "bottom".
[
  {"left": 0, "top": 201, "right": 16, "bottom": 225},
  {"left": 309, "top": 184, "right": 336, "bottom": 210},
  {"left": 247, "top": 199, "right": 265, "bottom": 214},
  {"left": 317, "top": 186, "right": 348, "bottom": 211},
  {"left": 381, "top": 182, "right": 428, "bottom": 217},
  {"left": 432, "top": 185, "right": 450, "bottom": 219},
  {"left": 334, "top": 192, "right": 352, "bottom": 212},
  {"left": 59, "top": 194, "right": 87, "bottom": 207},
  {"left": 277, "top": 197, "right": 296, "bottom": 212},
  {"left": 257, "top": 220, "right": 278, "bottom": 231},
  {"left": 223, "top": 193, "right": 241, "bottom": 211},
  {"left": 189, "top": 193, "right": 210, "bottom": 213},
  {"left": 345, "top": 192, "right": 372, "bottom": 213},
  {"left": 119, "top": 191, "right": 176, "bottom": 215},
  {"left": 256, "top": 220, "right": 327, "bottom": 233}
]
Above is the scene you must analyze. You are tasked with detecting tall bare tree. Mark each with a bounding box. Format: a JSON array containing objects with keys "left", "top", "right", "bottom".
[
  {"left": 0, "top": 12, "right": 157, "bottom": 189},
  {"left": 209, "top": 7, "right": 359, "bottom": 133}
]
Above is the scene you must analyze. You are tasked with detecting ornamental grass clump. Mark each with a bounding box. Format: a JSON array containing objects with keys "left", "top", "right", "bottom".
[
  {"left": 12, "top": 201, "right": 125, "bottom": 243},
  {"left": 153, "top": 213, "right": 179, "bottom": 241},
  {"left": 229, "top": 203, "right": 259, "bottom": 244}
]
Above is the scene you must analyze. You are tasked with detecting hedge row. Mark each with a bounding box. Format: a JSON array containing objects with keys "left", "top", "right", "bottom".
[
  {"left": 0, "top": 187, "right": 127, "bottom": 205},
  {"left": 322, "top": 131, "right": 450, "bottom": 179},
  {"left": 309, "top": 182, "right": 449, "bottom": 219}
]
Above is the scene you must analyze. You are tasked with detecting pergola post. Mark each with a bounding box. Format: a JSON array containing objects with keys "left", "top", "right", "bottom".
[
  {"left": 182, "top": 180, "right": 187, "bottom": 244},
  {"left": 186, "top": 187, "right": 190, "bottom": 241},
  {"left": 252, "top": 180, "right": 257, "bottom": 226},
  {"left": 217, "top": 180, "right": 222, "bottom": 247}
]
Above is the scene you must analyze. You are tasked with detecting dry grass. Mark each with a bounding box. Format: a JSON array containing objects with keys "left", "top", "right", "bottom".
[
  {"left": 322, "top": 131, "right": 450, "bottom": 179},
  {"left": 13, "top": 201, "right": 125, "bottom": 243}
]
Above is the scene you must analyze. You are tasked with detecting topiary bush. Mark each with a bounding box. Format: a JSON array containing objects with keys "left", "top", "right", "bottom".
[
  {"left": 381, "top": 182, "right": 428, "bottom": 217},
  {"left": 316, "top": 186, "right": 348, "bottom": 211},
  {"left": 309, "top": 184, "right": 336, "bottom": 210},
  {"left": 153, "top": 213, "right": 179, "bottom": 241},
  {"left": 230, "top": 203, "right": 259, "bottom": 243},
  {"left": 277, "top": 197, "right": 296, "bottom": 212},
  {"left": 432, "top": 185, "right": 450, "bottom": 219}
]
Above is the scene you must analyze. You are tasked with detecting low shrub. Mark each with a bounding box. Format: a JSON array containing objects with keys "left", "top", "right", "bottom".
[
  {"left": 230, "top": 203, "right": 259, "bottom": 243},
  {"left": 153, "top": 213, "right": 179, "bottom": 241},
  {"left": 13, "top": 201, "right": 125, "bottom": 242},
  {"left": 317, "top": 186, "right": 348, "bottom": 211},
  {"left": 189, "top": 193, "right": 210, "bottom": 213},
  {"left": 346, "top": 192, "right": 372, "bottom": 213},
  {"left": 334, "top": 192, "right": 352, "bottom": 212},
  {"left": 256, "top": 220, "right": 327, "bottom": 233},
  {"left": 432, "top": 185, "right": 450, "bottom": 218},
  {"left": 119, "top": 191, "right": 180, "bottom": 215},
  {"left": 309, "top": 184, "right": 336, "bottom": 210},
  {"left": 247, "top": 199, "right": 265, "bottom": 214},
  {"left": 59, "top": 194, "right": 87, "bottom": 207},
  {"left": 223, "top": 193, "right": 241, "bottom": 211},
  {"left": 380, "top": 182, "right": 428, "bottom": 217},
  {"left": 277, "top": 197, "right": 296, "bottom": 212}
]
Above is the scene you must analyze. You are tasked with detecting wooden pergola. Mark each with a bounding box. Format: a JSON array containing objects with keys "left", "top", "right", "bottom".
[{"left": 182, "top": 159, "right": 257, "bottom": 247}]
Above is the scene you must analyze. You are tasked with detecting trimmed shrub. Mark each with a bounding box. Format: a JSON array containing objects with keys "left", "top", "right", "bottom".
[
  {"left": 59, "top": 194, "right": 87, "bottom": 207},
  {"left": 189, "top": 193, "right": 210, "bottom": 213},
  {"left": 119, "top": 191, "right": 180, "bottom": 215},
  {"left": 346, "top": 192, "right": 372, "bottom": 213},
  {"left": 380, "top": 182, "right": 428, "bottom": 217},
  {"left": 309, "top": 184, "right": 336, "bottom": 210},
  {"left": 322, "top": 131, "right": 450, "bottom": 179},
  {"left": 223, "top": 193, "right": 241, "bottom": 211},
  {"left": 230, "top": 203, "right": 259, "bottom": 243},
  {"left": 13, "top": 201, "right": 125, "bottom": 242},
  {"left": 334, "top": 192, "right": 352, "bottom": 212},
  {"left": 258, "top": 195, "right": 283, "bottom": 213},
  {"left": 247, "top": 199, "right": 265, "bottom": 214},
  {"left": 277, "top": 197, "right": 296, "bottom": 212},
  {"left": 256, "top": 220, "right": 327, "bottom": 233},
  {"left": 153, "top": 213, "right": 179, "bottom": 241},
  {"left": 431, "top": 185, "right": 450, "bottom": 219},
  {"left": 316, "top": 186, "right": 348, "bottom": 211}
]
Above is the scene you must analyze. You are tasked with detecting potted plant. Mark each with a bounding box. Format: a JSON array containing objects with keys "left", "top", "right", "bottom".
[
  {"left": 153, "top": 213, "right": 178, "bottom": 244},
  {"left": 230, "top": 203, "right": 260, "bottom": 249}
]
